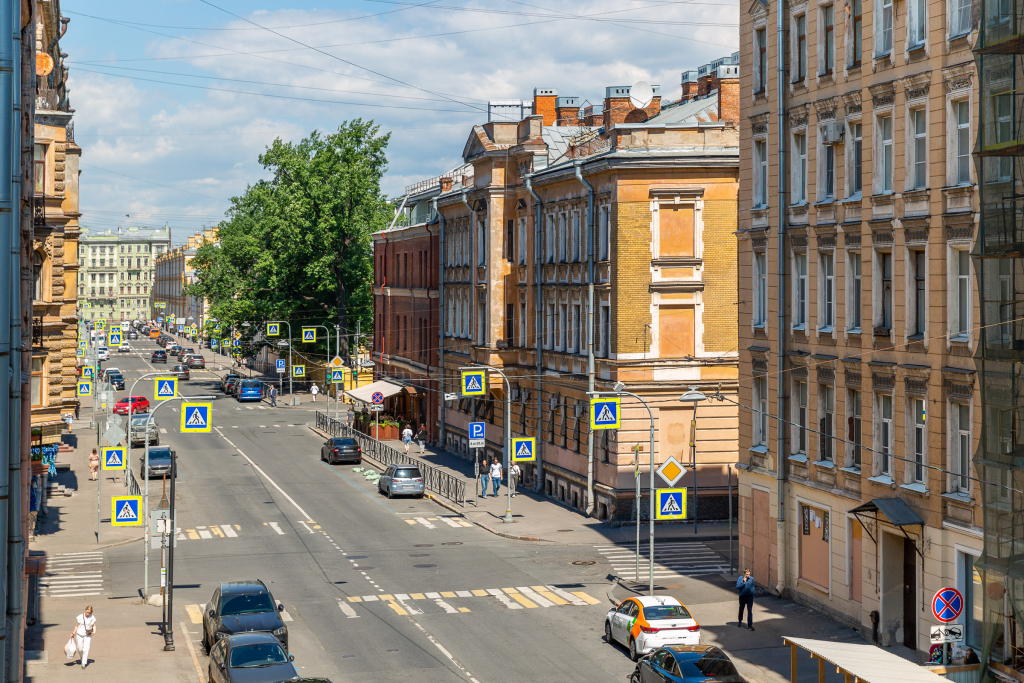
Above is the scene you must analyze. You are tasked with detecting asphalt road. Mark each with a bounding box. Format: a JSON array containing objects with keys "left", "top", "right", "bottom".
[{"left": 102, "top": 337, "right": 634, "bottom": 683}]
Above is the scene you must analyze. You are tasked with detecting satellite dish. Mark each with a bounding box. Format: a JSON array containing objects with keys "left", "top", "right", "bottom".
[{"left": 629, "top": 80, "right": 654, "bottom": 109}]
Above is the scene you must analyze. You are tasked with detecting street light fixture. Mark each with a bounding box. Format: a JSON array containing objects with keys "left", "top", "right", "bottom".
[{"left": 679, "top": 387, "right": 708, "bottom": 535}]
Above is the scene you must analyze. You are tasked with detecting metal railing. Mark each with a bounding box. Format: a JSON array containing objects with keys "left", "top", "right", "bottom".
[
  {"left": 316, "top": 411, "right": 465, "bottom": 506},
  {"left": 125, "top": 465, "right": 141, "bottom": 497}
]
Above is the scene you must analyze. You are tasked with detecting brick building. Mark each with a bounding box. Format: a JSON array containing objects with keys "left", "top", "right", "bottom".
[{"left": 153, "top": 228, "right": 217, "bottom": 327}]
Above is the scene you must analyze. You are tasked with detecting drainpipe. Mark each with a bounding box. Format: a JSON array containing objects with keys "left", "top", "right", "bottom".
[
  {"left": 433, "top": 197, "right": 446, "bottom": 446},
  {"left": 461, "top": 190, "right": 475, "bottom": 350},
  {"left": 775, "top": 0, "right": 789, "bottom": 598},
  {"left": 525, "top": 175, "right": 544, "bottom": 492},
  {"left": 575, "top": 161, "right": 596, "bottom": 516},
  {"left": 381, "top": 232, "right": 388, "bottom": 367}
]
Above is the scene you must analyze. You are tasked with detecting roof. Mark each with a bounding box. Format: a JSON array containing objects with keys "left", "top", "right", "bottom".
[
  {"left": 345, "top": 379, "right": 406, "bottom": 404},
  {"left": 632, "top": 595, "right": 682, "bottom": 607},
  {"left": 783, "top": 638, "right": 954, "bottom": 683},
  {"left": 220, "top": 580, "right": 269, "bottom": 594},
  {"left": 849, "top": 498, "right": 925, "bottom": 527},
  {"left": 224, "top": 632, "right": 281, "bottom": 646},
  {"left": 644, "top": 93, "right": 720, "bottom": 126},
  {"left": 80, "top": 227, "right": 171, "bottom": 242},
  {"left": 541, "top": 126, "right": 578, "bottom": 166}
]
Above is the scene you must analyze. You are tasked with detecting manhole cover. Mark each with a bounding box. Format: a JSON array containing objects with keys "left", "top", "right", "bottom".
[
  {"left": 572, "top": 560, "right": 597, "bottom": 566},
  {"left": 348, "top": 555, "right": 368, "bottom": 559},
  {"left": 414, "top": 544, "right": 433, "bottom": 548},
  {"left": 386, "top": 649, "right": 399, "bottom": 652},
  {"left": 441, "top": 541, "right": 462, "bottom": 546},
  {"left": 413, "top": 564, "right": 437, "bottom": 568},
  {"left": 558, "top": 529, "right": 574, "bottom": 532},
  {"left": 409, "top": 553, "right": 430, "bottom": 557}
]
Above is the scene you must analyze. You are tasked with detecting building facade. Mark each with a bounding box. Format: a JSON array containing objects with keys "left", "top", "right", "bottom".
[
  {"left": 77, "top": 226, "right": 169, "bottom": 323},
  {"left": 153, "top": 228, "right": 217, "bottom": 327},
  {"left": 737, "top": 0, "right": 982, "bottom": 657}
]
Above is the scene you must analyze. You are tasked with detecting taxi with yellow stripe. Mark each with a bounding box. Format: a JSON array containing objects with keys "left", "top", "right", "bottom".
[{"left": 605, "top": 595, "right": 700, "bottom": 660}]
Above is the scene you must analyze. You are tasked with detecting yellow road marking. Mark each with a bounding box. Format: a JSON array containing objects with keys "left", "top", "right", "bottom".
[
  {"left": 503, "top": 587, "right": 519, "bottom": 594},
  {"left": 379, "top": 594, "right": 393, "bottom": 601},
  {"left": 531, "top": 586, "right": 569, "bottom": 605},
  {"left": 510, "top": 594, "right": 538, "bottom": 608},
  {"left": 410, "top": 593, "right": 426, "bottom": 600},
  {"left": 440, "top": 591, "right": 457, "bottom": 598},
  {"left": 405, "top": 519, "right": 417, "bottom": 525},
  {"left": 234, "top": 525, "right": 241, "bottom": 530},
  {"left": 572, "top": 591, "right": 602, "bottom": 605},
  {"left": 348, "top": 596, "right": 362, "bottom": 603},
  {"left": 471, "top": 589, "right": 488, "bottom": 597},
  {"left": 386, "top": 601, "right": 407, "bottom": 616},
  {"left": 458, "top": 607, "right": 471, "bottom": 613},
  {"left": 186, "top": 529, "right": 199, "bottom": 540},
  {"left": 210, "top": 526, "right": 224, "bottom": 538},
  {"left": 185, "top": 604, "right": 204, "bottom": 624},
  {"left": 313, "top": 525, "right": 321, "bottom": 529}
]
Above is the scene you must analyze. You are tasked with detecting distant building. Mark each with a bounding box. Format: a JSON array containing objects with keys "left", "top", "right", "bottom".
[
  {"left": 77, "top": 226, "right": 170, "bottom": 323},
  {"left": 153, "top": 228, "right": 218, "bottom": 328}
]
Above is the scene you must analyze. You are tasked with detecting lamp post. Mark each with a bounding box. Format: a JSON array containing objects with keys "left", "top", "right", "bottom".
[
  {"left": 307, "top": 325, "right": 331, "bottom": 403},
  {"left": 460, "top": 365, "right": 513, "bottom": 523},
  {"left": 268, "top": 320, "right": 293, "bottom": 401},
  {"left": 679, "top": 387, "right": 708, "bottom": 535}
]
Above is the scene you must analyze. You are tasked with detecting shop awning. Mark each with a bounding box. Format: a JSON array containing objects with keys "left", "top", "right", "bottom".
[
  {"left": 783, "top": 637, "right": 955, "bottom": 683},
  {"left": 849, "top": 498, "right": 925, "bottom": 527},
  {"left": 345, "top": 379, "right": 405, "bottom": 404}
]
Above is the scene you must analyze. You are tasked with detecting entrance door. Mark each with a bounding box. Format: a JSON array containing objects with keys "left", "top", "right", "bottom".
[
  {"left": 903, "top": 537, "right": 917, "bottom": 650},
  {"left": 752, "top": 489, "right": 770, "bottom": 585}
]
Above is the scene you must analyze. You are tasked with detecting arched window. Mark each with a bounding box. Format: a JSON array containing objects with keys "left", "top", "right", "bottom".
[{"left": 32, "top": 252, "right": 43, "bottom": 301}]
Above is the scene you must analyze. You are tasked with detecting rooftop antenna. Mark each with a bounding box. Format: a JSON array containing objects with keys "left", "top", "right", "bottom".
[{"left": 629, "top": 80, "right": 654, "bottom": 110}]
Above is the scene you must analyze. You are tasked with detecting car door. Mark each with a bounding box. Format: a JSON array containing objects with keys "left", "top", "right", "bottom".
[
  {"left": 641, "top": 649, "right": 669, "bottom": 683},
  {"left": 612, "top": 602, "right": 632, "bottom": 644},
  {"left": 204, "top": 588, "right": 220, "bottom": 643},
  {"left": 210, "top": 639, "right": 228, "bottom": 683},
  {"left": 382, "top": 466, "right": 393, "bottom": 490}
]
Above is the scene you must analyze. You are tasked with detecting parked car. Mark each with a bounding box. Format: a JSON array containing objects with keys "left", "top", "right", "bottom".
[
  {"left": 236, "top": 379, "right": 262, "bottom": 402},
  {"left": 130, "top": 415, "right": 159, "bottom": 447},
  {"left": 377, "top": 465, "right": 425, "bottom": 499},
  {"left": 207, "top": 633, "right": 296, "bottom": 683},
  {"left": 320, "top": 437, "right": 361, "bottom": 465},
  {"left": 128, "top": 330, "right": 139, "bottom": 340},
  {"left": 96, "top": 347, "right": 110, "bottom": 361},
  {"left": 151, "top": 350, "right": 168, "bottom": 363},
  {"left": 182, "top": 348, "right": 196, "bottom": 357},
  {"left": 114, "top": 396, "right": 150, "bottom": 415},
  {"left": 106, "top": 371, "right": 125, "bottom": 390},
  {"left": 202, "top": 580, "right": 288, "bottom": 653},
  {"left": 101, "top": 367, "right": 121, "bottom": 381},
  {"left": 140, "top": 446, "right": 175, "bottom": 479},
  {"left": 224, "top": 377, "right": 241, "bottom": 396},
  {"left": 168, "top": 345, "right": 182, "bottom": 356},
  {"left": 173, "top": 364, "right": 191, "bottom": 381},
  {"left": 119, "top": 342, "right": 131, "bottom": 353},
  {"left": 188, "top": 356, "right": 206, "bottom": 369},
  {"left": 606, "top": 596, "right": 701, "bottom": 661},
  {"left": 629, "top": 645, "right": 744, "bottom": 683},
  {"left": 220, "top": 373, "right": 240, "bottom": 393}
]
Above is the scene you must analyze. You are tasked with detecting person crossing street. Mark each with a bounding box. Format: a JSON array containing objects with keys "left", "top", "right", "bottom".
[
  {"left": 269, "top": 384, "right": 277, "bottom": 407},
  {"left": 310, "top": 383, "right": 320, "bottom": 402}
]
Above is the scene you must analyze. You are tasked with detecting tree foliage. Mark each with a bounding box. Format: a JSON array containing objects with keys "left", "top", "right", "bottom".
[{"left": 187, "top": 120, "right": 390, "bottom": 357}]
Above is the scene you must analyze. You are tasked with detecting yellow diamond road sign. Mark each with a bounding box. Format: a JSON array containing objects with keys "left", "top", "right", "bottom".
[
  {"left": 330, "top": 356, "right": 344, "bottom": 368},
  {"left": 656, "top": 455, "right": 687, "bottom": 487}
]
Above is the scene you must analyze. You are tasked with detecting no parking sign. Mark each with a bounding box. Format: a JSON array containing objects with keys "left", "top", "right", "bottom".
[{"left": 932, "top": 587, "right": 964, "bottom": 623}]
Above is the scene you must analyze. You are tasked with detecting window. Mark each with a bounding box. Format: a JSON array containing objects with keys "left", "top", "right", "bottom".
[
  {"left": 558, "top": 302, "right": 567, "bottom": 350},
  {"left": 909, "top": 0, "right": 927, "bottom": 45},
  {"left": 558, "top": 213, "right": 568, "bottom": 263},
  {"left": 954, "top": 403, "right": 971, "bottom": 493},
  {"left": 571, "top": 303, "right": 581, "bottom": 352},
  {"left": 795, "top": 133, "right": 808, "bottom": 202},
  {"left": 824, "top": 143, "right": 835, "bottom": 199},
  {"left": 880, "top": 252, "right": 893, "bottom": 329},
  {"left": 852, "top": 0, "right": 863, "bottom": 65},
  {"left": 878, "top": 0, "right": 894, "bottom": 54},
  {"left": 571, "top": 212, "right": 581, "bottom": 262},
  {"left": 545, "top": 215, "right": 555, "bottom": 263},
  {"left": 952, "top": 0, "right": 971, "bottom": 34},
  {"left": 955, "top": 250, "right": 971, "bottom": 337},
  {"left": 912, "top": 398, "right": 926, "bottom": 483},
  {"left": 852, "top": 123, "right": 863, "bottom": 195},
  {"left": 599, "top": 206, "right": 610, "bottom": 260},
  {"left": 754, "top": 252, "right": 767, "bottom": 327},
  {"left": 32, "top": 252, "right": 43, "bottom": 301},
  {"left": 545, "top": 303, "right": 554, "bottom": 349},
  {"left": 821, "top": 252, "right": 835, "bottom": 329},
  {"left": 997, "top": 95, "right": 1013, "bottom": 181},
  {"left": 599, "top": 301, "right": 610, "bottom": 357},
  {"left": 519, "top": 302, "right": 527, "bottom": 347},
  {"left": 755, "top": 140, "right": 769, "bottom": 207},
  {"left": 796, "top": 15, "right": 807, "bottom": 81},
  {"left": 477, "top": 300, "right": 486, "bottom": 343},
  {"left": 848, "top": 389, "right": 862, "bottom": 468},
  {"left": 795, "top": 253, "right": 808, "bottom": 327},
  {"left": 881, "top": 115, "right": 893, "bottom": 192},
  {"left": 33, "top": 143, "right": 45, "bottom": 195},
  {"left": 756, "top": 28, "right": 768, "bottom": 93},
  {"left": 879, "top": 393, "right": 893, "bottom": 475},
  {"left": 849, "top": 252, "right": 862, "bottom": 330},
  {"left": 754, "top": 376, "right": 769, "bottom": 446},
  {"left": 795, "top": 380, "right": 808, "bottom": 454},
  {"left": 912, "top": 250, "right": 926, "bottom": 336},
  {"left": 477, "top": 219, "right": 486, "bottom": 266},
  {"left": 518, "top": 217, "right": 527, "bottom": 264},
  {"left": 956, "top": 101, "right": 971, "bottom": 185},
  {"left": 912, "top": 109, "right": 927, "bottom": 189},
  {"left": 30, "top": 357, "right": 43, "bottom": 407},
  {"left": 823, "top": 5, "right": 835, "bottom": 74}
]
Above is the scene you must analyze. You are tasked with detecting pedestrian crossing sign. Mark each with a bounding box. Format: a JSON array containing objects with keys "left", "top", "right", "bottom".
[
  {"left": 177, "top": 324, "right": 184, "bottom": 332},
  {"left": 302, "top": 328, "right": 316, "bottom": 342},
  {"left": 76, "top": 347, "right": 85, "bottom": 357},
  {"left": 155, "top": 377, "right": 178, "bottom": 400},
  {"left": 102, "top": 447, "right": 127, "bottom": 470},
  {"left": 96, "top": 320, "right": 106, "bottom": 331},
  {"left": 82, "top": 367, "right": 95, "bottom": 379},
  {"left": 108, "top": 332, "right": 122, "bottom": 346},
  {"left": 266, "top": 323, "right": 280, "bottom": 337},
  {"left": 110, "top": 324, "right": 122, "bottom": 335},
  {"left": 292, "top": 365, "right": 305, "bottom": 378},
  {"left": 181, "top": 403, "right": 212, "bottom": 433},
  {"left": 655, "top": 489, "right": 687, "bottom": 520},
  {"left": 331, "top": 368, "right": 346, "bottom": 384},
  {"left": 111, "top": 496, "right": 142, "bottom": 526},
  {"left": 590, "top": 397, "right": 621, "bottom": 430},
  {"left": 77, "top": 380, "right": 92, "bottom": 396},
  {"left": 461, "top": 369, "right": 486, "bottom": 396},
  {"left": 214, "top": 324, "right": 221, "bottom": 332},
  {"left": 511, "top": 437, "right": 536, "bottom": 462}
]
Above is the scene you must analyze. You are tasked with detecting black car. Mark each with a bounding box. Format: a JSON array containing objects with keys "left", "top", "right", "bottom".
[
  {"left": 189, "top": 356, "right": 206, "bottom": 369},
  {"left": 207, "top": 633, "right": 297, "bottom": 683},
  {"left": 224, "top": 377, "right": 240, "bottom": 396},
  {"left": 106, "top": 371, "right": 125, "bottom": 390},
  {"left": 173, "top": 363, "right": 191, "bottom": 380},
  {"left": 152, "top": 350, "right": 168, "bottom": 363},
  {"left": 202, "top": 580, "right": 289, "bottom": 654},
  {"left": 220, "top": 373, "right": 240, "bottom": 393},
  {"left": 630, "top": 645, "right": 745, "bottom": 683},
  {"left": 140, "top": 446, "right": 175, "bottom": 479},
  {"left": 320, "top": 437, "right": 361, "bottom": 465}
]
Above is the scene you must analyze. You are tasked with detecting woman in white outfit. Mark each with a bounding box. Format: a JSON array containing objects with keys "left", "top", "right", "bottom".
[{"left": 70, "top": 606, "right": 96, "bottom": 668}]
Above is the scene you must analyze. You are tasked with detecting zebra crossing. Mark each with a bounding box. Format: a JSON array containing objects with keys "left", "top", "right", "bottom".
[
  {"left": 596, "top": 541, "right": 731, "bottom": 580},
  {"left": 176, "top": 524, "right": 242, "bottom": 541},
  {"left": 40, "top": 551, "right": 105, "bottom": 598},
  {"left": 346, "top": 585, "right": 603, "bottom": 616},
  {"left": 401, "top": 515, "right": 473, "bottom": 529}
]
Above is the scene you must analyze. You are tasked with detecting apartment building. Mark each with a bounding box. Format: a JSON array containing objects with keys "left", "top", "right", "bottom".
[
  {"left": 737, "top": 0, "right": 982, "bottom": 657},
  {"left": 153, "top": 228, "right": 218, "bottom": 327},
  {"left": 415, "top": 69, "right": 740, "bottom": 521},
  {"left": 77, "top": 226, "right": 170, "bottom": 323}
]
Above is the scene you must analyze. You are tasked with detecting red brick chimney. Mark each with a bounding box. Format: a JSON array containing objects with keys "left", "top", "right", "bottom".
[
  {"left": 604, "top": 85, "right": 662, "bottom": 128},
  {"left": 439, "top": 176, "right": 453, "bottom": 192},
  {"left": 716, "top": 64, "right": 739, "bottom": 124},
  {"left": 680, "top": 70, "right": 699, "bottom": 102},
  {"left": 555, "top": 96, "right": 580, "bottom": 126},
  {"left": 533, "top": 88, "right": 558, "bottom": 126}
]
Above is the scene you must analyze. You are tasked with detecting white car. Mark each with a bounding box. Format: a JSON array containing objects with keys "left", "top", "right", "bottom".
[
  {"left": 605, "top": 596, "right": 700, "bottom": 661},
  {"left": 119, "top": 343, "right": 131, "bottom": 353},
  {"left": 96, "top": 347, "right": 110, "bottom": 361}
]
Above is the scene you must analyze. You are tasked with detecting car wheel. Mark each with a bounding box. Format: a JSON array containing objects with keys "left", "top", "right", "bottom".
[
  {"left": 605, "top": 621, "right": 614, "bottom": 644},
  {"left": 202, "top": 630, "right": 210, "bottom": 654},
  {"left": 386, "top": 485, "right": 393, "bottom": 499},
  {"left": 629, "top": 638, "right": 639, "bottom": 662}
]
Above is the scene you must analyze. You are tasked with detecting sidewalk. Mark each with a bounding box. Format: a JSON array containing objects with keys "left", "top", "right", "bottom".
[{"left": 25, "top": 432, "right": 199, "bottom": 683}]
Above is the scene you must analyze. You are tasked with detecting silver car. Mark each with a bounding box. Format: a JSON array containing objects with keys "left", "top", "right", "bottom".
[
  {"left": 377, "top": 465, "right": 425, "bottom": 498},
  {"left": 130, "top": 415, "right": 159, "bottom": 447}
]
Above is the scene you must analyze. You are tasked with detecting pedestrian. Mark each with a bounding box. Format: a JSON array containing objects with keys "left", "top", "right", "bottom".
[
  {"left": 70, "top": 605, "right": 96, "bottom": 668},
  {"left": 74, "top": 401, "right": 80, "bottom": 420},
  {"left": 345, "top": 404, "right": 354, "bottom": 427},
  {"left": 64, "top": 412, "right": 74, "bottom": 433},
  {"left": 509, "top": 461, "right": 521, "bottom": 497},
  {"left": 736, "top": 568, "right": 755, "bottom": 630},
  {"left": 416, "top": 425, "right": 428, "bottom": 454},
  {"left": 489, "top": 457, "right": 502, "bottom": 497},
  {"left": 310, "top": 383, "right": 320, "bottom": 402},
  {"left": 269, "top": 384, "right": 277, "bottom": 407},
  {"left": 88, "top": 449, "right": 99, "bottom": 481},
  {"left": 401, "top": 424, "right": 414, "bottom": 453},
  {"left": 479, "top": 454, "right": 490, "bottom": 498}
]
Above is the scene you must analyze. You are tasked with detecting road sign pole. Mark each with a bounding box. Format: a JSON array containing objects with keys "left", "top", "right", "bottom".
[
  {"left": 163, "top": 447, "right": 177, "bottom": 651},
  {"left": 334, "top": 325, "right": 341, "bottom": 423}
]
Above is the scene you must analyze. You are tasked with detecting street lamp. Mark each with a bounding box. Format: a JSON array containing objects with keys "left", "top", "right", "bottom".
[
  {"left": 679, "top": 387, "right": 707, "bottom": 535},
  {"left": 460, "top": 365, "right": 514, "bottom": 523}
]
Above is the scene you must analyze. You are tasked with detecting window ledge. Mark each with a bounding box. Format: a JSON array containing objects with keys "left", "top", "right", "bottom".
[
  {"left": 792, "top": 324, "right": 807, "bottom": 332},
  {"left": 874, "top": 51, "right": 892, "bottom": 60},
  {"left": 868, "top": 474, "right": 895, "bottom": 487},
  {"left": 813, "top": 459, "right": 836, "bottom": 469},
  {"left": 749, "top": 444, "right": 769, "bottom": 455},
  {"left": 948, "top": 334, "right": 969, "bottom": 343},
  {"left": 817, "top": 325, "right": 834, "bottom": 334},
  {"left": 908, "top": 333, "right": 925, "bottom": 341},
  {"left": 907, "top": 41, "right": 926, "bottom": 54},
  {"left": 842, "top": 193, "right": 863, "bottom": 204},
  {"left": 942, "top": 491, "right": 973, "bottom": 505},
  {"left": 900, "top": 482, "right": 929, "bottom": 497},
  {"left": 813, "top": 198, "right": 836, "bottom": 207},
  {"left": 840, "top": 466, "right": 862, "bottom": 476},
  {"left": 753, "top": 322, "right": 767, "bottom": 330},
  {"left": 789, "top": 453, "right": 809, "bottom": 464},
  {"left": 846, "top": 327, "right": 862, "bottom": 335},
  {"left": 789, "top": 201, "right": 809, "bottom": 208}
]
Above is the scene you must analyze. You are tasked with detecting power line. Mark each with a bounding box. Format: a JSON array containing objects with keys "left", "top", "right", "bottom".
[{"left": 81, "top": 164, "right": 232, "bottom": 204}]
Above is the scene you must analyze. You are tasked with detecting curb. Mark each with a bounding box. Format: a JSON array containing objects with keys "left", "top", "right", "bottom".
[{"left": 605, "top": 582, "right": 619, "bottom": 606}]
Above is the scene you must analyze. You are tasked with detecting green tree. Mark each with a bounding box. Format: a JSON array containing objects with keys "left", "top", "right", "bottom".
[{"left": 188, "top": 120, "right": 389, "bottom": 357}]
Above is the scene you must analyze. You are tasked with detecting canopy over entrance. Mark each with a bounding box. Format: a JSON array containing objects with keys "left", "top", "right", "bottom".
[
  {"left": 783, "top": 637, "right": 966, "bottom": 683},
  {"left": 345, "top": 379, "right": 405, "bottom": 404}
]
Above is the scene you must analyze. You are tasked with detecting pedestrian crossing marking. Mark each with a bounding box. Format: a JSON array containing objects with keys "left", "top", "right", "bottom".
[
  {"left": 210, "top": 526, "right": 224, "bottom": 538},
  {"left": 440, "top": 591, "right": 457, "bottom": 598},
  {"left": 532, "top": 586, "right": 569, "bottom": 605},
  {"left": 186, "top": 530, "right": 199, "bottom": 540},
  {"left": 471, "top": 589, "right": 488, "bottom": 597},
  {"left": 510, "top": 594, "right": 538, "bottom": 608},
  {"left": 186, "top": 604, "right": 204, "bottom": 624},
  {"left": 456, "top": 590, "right": 472, "bottom": 598},
  {"left": 379, "top": 594, "right": 393, "bottom": 601},
  {"left": 572, "top": 591, "right": 602, "bottom": 605},
  {"left": 405, "top": 519, "right": 417, "bottom": 525},
  {"left": 410, "top": 593, "right": 425, "bottom": 600},
  {"left": 459, "top": 607, "right": 471, "bottom": 613}
]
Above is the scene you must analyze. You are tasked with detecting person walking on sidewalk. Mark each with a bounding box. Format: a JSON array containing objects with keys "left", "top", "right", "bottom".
[
  {"left": 269, "top": 384, "right": 277, "bottom": 407},
  {"left": 401, "top": 425, "right": 414, "bottom": 453},
  {"left": 509, "top": 461, "right": 521, "bottom": 497},
  {"left": 736, "top": 568, "right": 756, "bottom": 630},
  {"left": 88, "top": 449, "right": 99, "bottom": 481},
  {"left": 479, "top": 454, "right": 490, "bottom": 498},
  {"left": 70, "top": 605, "right": 97, "bottom": 668},
  {"left": 416, "top": 425, "right": 428, "bottom": 454},
  {"left": 489, "top": 458, "right": 502, "bottom": 497},
  {"left": 310, "top": 383, "right": 320, "bottom": 402}
]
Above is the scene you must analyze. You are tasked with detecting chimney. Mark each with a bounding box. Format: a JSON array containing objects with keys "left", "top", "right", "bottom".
[
  {"left": 555, "top": 96, "right": 580, "bottom": 126},
  {"left": 583, "top": 103, "right": 603, "bottom": 127},
  {"left": 680, "top": 70, "right": 699, "bottom": 102},
  {"left": 439, "top": 176, "right": 453, "bottom": 193},
  {"left": 533, "top": 87, "right": 558, "bottom": 126},
  {"left": 604, "top": 85, "right": 662, "bottom": 128},
  {"left": 716, "top": 63, "right": 740, "bottom": 124}
]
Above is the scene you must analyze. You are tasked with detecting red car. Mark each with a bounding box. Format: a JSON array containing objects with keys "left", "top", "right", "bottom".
[{"left": 114, "top": 396, "right": 150, "bottom": 415}]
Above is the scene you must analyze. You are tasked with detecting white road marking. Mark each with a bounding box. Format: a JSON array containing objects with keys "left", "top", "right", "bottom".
[
  {"left": 415, "top": 517, "right": 436, "bottom": 529},
  {"left": 434, "top": 598, "right": 458, "bottom": 614},
  {"left": 160, "top": 428, "right": 168, "bottom": 434},
  {"left": 279, "top": 608, "right": 293, "bottom": 622},
  {"left": 516, "top": 586, "right": 553, "bottom": 607},
  {"left": 259, "top": 425, "right": 266, "bottom": 428},
  {"left": 338, "top": 600, "right": 360, "bottom": 619},
  {"left": 546, "top": 585, "right": 588, "bottom": 606},
  {"left": 298, "top": 521, "right": 314, "bottom": 534},
  {"left": 425, "top": 592, "right": 441, "bottom": 599},
  {"left": 439, "top": 517, "right": 461, "bottom": 528},
  {"left": 361, "top": 595, "right": 379, "bottom": 602},
  {"left": 455, "top": 590, "right": 472, "bottom": 598},
  {"left": 219, "top": 525, "right": 238, "bottom": 538},
  {"left": 488, "top": 589, "right": 523, "bottom": 610},
  {"left": 198, "top": 529, "right": 213, "bottom": 539},
  {"left": 214, "top": 427, "right": 312, "bottom": 519},
  {"left": 268, "top": 522, "right": 285, "bottom": 535}
]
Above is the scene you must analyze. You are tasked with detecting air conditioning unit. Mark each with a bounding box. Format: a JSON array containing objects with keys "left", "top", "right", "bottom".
[{"left": 821, "top": 121, "right": 845, "bottom": 145}]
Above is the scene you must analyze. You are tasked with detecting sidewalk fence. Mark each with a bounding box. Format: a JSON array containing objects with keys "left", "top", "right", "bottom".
[{"left": 316, "top": 411, "right": 466, "bottom": 506}]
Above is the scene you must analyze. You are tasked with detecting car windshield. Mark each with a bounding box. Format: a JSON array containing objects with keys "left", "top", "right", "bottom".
[
  {"left": 334, "top": 438, "right": 357, "bottom": 446},
  {"left": 644, "top": 604, "right": 692, "bottom": 620},
  {"left": 678, "top": 650, "right": 739, "bottom": 678},
  {"left": 131, "top": 417, "right": 151, "bottom": 426},
  {"left": 228, "top": 642, "right": 289, "bottom": 668},
  {"left": 394, "top": 468, "right": 421, "bottom": 479},
  {"left": 240, "top": 380, "right": 260, "bottom": 388},
  {"left": 220, "top": 592, "right": 275, "bottom": 616},
  {"left": 108, "top": 373, "right": 123, "bottom": 379}
]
